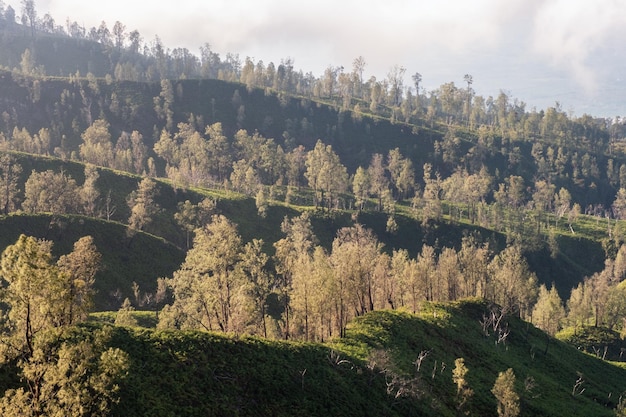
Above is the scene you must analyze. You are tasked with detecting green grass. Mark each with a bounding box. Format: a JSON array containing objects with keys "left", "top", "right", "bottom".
[
  {"left": 333, "top": 300, "right": 626, "bottom": 417},
  {"left": 49, "top": 300, "right": 626, "bottom": 416},
  {"left": 0, "top": 213, "right": 184, "bottom": 310}
]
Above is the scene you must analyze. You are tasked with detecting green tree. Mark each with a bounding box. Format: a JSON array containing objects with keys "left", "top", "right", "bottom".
[
  {"left": 492, "top": 368, "right": 520, "bottom": 417},
  {"left": 352, "top": 166, "right": 370, "bottom": 211},
  {"left": 23, "top": 169, "right": 80, "bottom": 214},
  {"left": 330, "top": 224, "right": 383, "bottom": 332},
  {"left": 174, "top": 198, "right": 216, "bottom": 249},
  {"left": 488, "top": 245, "right": 538, "bottom": 319},
  {"left": 305, "top": 140, "right": 348, "bottom": 209},
  {"left": 613, "top": 188, "right": 626, "bottom": 220},
  {"left": 161, "top": 215, "right": 243, "bottom": 333},
  {"left": 127, "top": 177, "right": 161, "bottom": 232},
  {"left": 0, "top": 235, "right": 62, "bottom": 359},
  {"left": 452, "top": 358, "right": 474, "bottom": 415},
  {"left": 274, "top": 213, "right": 318, "bottom": 339},
  {"left": 81, "top": 164, "right": 101, "bottom": 217},
  {"left": 421, "top": 163, "right": 442, "bottom": 225},
  {"left": 368, "top": 153, "right": 389, "bottom": 211},
  {"left": 80, "top": 119, "right": 114, "bottom": 167},
  {"left": 154, "top": 79, "right": 174, "bottom": 131},
  {"left": 0, "top": 154, "right": 22, "bottom": 214},
  {"left": 531, "top": 283, "right": 565, "bottom": 336},
  {"left": 205, "top": 122, "right": 232, "bottom": 183},
  {"left": 56, "top": 236, "right": 101, "bottom": 325},
  {"left": 0, "top": 326, "right": 129, "bottom": 417},
  {"left": 239, "top": 239, "right": 272, "bottom": 337}
]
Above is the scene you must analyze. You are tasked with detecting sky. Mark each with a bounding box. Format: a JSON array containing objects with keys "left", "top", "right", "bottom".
[{"left": 6, "top": 0, "right": 626, "bottom": 117}]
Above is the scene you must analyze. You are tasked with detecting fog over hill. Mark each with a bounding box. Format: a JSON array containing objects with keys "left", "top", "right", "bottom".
[{"left": 6, "top": 0, "right": 626, "bottom": 117}]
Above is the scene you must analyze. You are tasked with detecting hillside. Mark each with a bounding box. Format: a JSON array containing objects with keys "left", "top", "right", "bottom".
[
  {"left": 0, "top": 150, "right": 608, "bottom": 307},
  {"left": 0, "top": 213, "right": 184, "bottom": 310},
  {"left": 54, "top": 300, "right": 626, "bottom": 417},
  {"left": 2, "top": 7, "right": 626, "bottom": 416}
]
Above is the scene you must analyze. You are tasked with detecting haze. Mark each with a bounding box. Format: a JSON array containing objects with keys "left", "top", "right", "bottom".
[{"left": 7, "top": 0, "right": 626, "bottom": 117}]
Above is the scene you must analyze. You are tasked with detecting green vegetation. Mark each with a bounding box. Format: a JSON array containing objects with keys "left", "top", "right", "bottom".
[
  {"left": 16, "top": 300, "right": 626, "bottom": 416},
  {"left": 3, "top": 2, "right": 626, "bottom": 415}
]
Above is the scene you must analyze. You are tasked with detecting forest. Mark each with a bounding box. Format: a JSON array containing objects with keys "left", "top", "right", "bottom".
[{"left": 2, "top": 1, "right": 626, "bottom": 416}]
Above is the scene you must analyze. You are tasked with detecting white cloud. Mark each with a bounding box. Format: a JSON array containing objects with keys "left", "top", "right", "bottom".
[
  {"left": 5, "top": 0, "right": 626, "bottom": 115},
  {"left": 530, "top": 0, "right": 626, "bottom": 95}
]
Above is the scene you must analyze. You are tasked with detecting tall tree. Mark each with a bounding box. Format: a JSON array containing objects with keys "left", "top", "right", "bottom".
[
  {"left": 56, "top": 236, "right": 102, "bottom": 325},
  {"left": 81, "top": 164, "right": 101, "bottom": 217},
  {"left": 239, "top": 238, "right": 272, "bottom": 337},
  {"left": 80, "top": 119, "right": 114, "bottom": 167},
  {"left": 20, "top": 0, "right": 36, "bottom": 38},
  {"left": 274, "top": 213, "right": 318, "bottom": 339},
  {"left": 488, "top": 245, "right": 538, "bottom": 319},
  {"left": 304, "top": 140, "right": 348, "bottom": 210},
  {"left": 330, "top": 224, "right": 382, "bottom": 327},
  {"left": 22, "top": 170, "right": 80, "bottom": 214},
  {"left": 352, "top": 166, "right": 370, "bottom": 211},
  {"left": 368, "top": 153, "right": 389, "bottom": 211},
  {"left": 161, "top": 215, "right": 243, "bottom": 333},
  {"left": 0, "top": 235, "right": 61, "bottom": 359},
  {"left": 492, "top": 368, "right": 520, "bottom": 417},
  {"left": 531, "top": 283, "right": 565, "bottom": 336},
  {"left": 127, "top": 177, "right": 161, "bottom": 232},
  {"left": 0, "top": 154, "right": 22, "bottom": 214}
]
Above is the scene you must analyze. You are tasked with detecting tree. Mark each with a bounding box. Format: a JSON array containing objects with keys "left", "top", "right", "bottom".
[
  {"left": 566, "top": 281, "right": 593, "bottom": 328},
  {"left": 386, "top": 64, "right": 406, "bottom": 106},
  {"left": 531, "top": 284, "right": 565, "bottom": 336},
  {"left": 613, "top": 188, "right": 626, "bottom": 220},
  {"left": 387, "top": 148, "right": 415, "bottom": 200},
  {"left": 239, "top": 239, "right": 272, "bottom": 337},
  {"left": 368, "top": 153, "right": 389, "bottom": 211},
  {"left": 56, "top": 236, "right": 102, "bottom": 325},
  {"left": 20, "top": 0, "right": 36, "bottom": 38},
  {"left": 352, "top": 166, "right": 370, "bottom": 211},
  {"left": 304, "top": 140, "right": 348, "bottom": 209},
  {"left": 174, "top": 198, "right": 216, "bottom": 249},
  {"left": 127, "top": 177, "right": 161, "bottom": 232},
  {"left": 463, "top": 74, "right": 473, "bottom": 122},
  {"left": 22, "top": 169, "right": 80, "bottom": 214},
  {"left": 274, "top": 213, "right": 318, "bottom": 339},
  {"left": 421, "top": 163, "right": 442, "bottom": 225},
  {"left": 488, "top": 245, "right": 538, "bottom": 319},
  {"left": 205, "top": 122, "right": 232, "bottom": 182},
  {"left": 330, "top": 224, "right": 383, "bottom": 329},
  {"left": 161, "top": 215, "right": 243, "bottom": 333},
  {"left": 0, "top": 326, "right": 129, "bottom": 417},
  {"left": 452, "top": 358, "right": 474, "bottom": 414},
  {"left": 0, "top": 235, "right": 62, "bottom": 360},
  {"left": 0, "top": 154, "right": 22, "bottom": 214},
  {"left": 81, "top": 164, "right": 101, "bottom": 217},
  {"left": 352, "top": 56, "right": 366, "bottom": 98},
  {"left": 80, "top": 119, "right": 114, "bottom": 167},
  {"left": 492, "top": 368, "right": 520, "bottom": 417},
  {"left": 154, "top": 79, "right": 174, "bottom": 130},
  {"left": 112, "top": 21, "right": 126, "bottom": 50}
]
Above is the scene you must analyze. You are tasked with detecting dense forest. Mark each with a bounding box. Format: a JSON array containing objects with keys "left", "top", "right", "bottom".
[{"left": 2, "top": 1, "right": 626, "bottom": 416}]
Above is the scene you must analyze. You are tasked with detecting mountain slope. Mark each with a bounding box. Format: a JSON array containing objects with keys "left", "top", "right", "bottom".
[
  {"left": 67, "top": 300, "right": 626, "bottom": 416},
  {"left": 0, "top": 213, "right": 184, "bottom": 310}
]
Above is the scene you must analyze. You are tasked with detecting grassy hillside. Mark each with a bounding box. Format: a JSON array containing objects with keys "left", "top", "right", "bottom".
[
  {"left": 75, "top": 300, "right": 626, "bottom": 416},
  {"left": 335, "top": 300, "right": 626, "bottom": 416},
  {"left": 0, "top": 213, "right": 184, "bottom": 310},
  {"left": 1, "top": 151, "right": 608, "bottom": 306}
]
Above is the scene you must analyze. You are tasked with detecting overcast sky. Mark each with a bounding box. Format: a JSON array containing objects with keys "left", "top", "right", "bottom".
[{"left": 6, "top": 0, "right": 626, "bottom": 117}]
